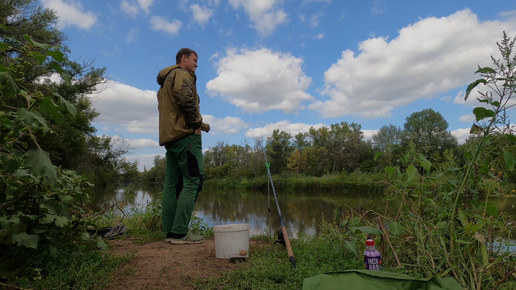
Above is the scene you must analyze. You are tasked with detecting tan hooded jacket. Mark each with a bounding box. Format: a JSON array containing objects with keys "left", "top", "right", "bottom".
[{"left": 157, "top": 65, "right": 210, "bottom": 146}]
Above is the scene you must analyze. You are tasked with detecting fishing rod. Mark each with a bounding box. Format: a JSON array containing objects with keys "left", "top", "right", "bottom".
[{"left": 263, "top": 150, "right": 297, "bottom": 268}]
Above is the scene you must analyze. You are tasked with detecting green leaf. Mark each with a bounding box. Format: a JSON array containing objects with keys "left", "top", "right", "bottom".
[
  {"left": 47, "top": 50, "right": 65, "bottom": 62},
  {"left": 24, "top": 149, "right": 57, "bottom": 186},
  {"left": 19, "top": 90, "right": 32, "bottom": 102},
  {"left": 389, "top": 222, "right": 403, "bottom": 236},
  {"left": 11, "top": 232, "right": 38, "bottom": 249},
  {"left": 26, "top": 35, "right": 51, "bottom": 50},
  {"left": 61, "top": 195, "right": 73, "bottom": 202},
  {"left": 447, "top": 179, "right": 458, "bottom": 186},
  {"left": 0, "top": 41, "right": 10, "bottom": 52},
  {"left": 354, "top": 226, "right": 383, "bottom": 236},
  {"left": 54, "top": 216, "right": 69, "bottom": 227},
  {"left": 506, "top": 134, "right": 516, "bottom": 144},
  {"left": 465, "top": 79, "right": 487, "bottom": 101},
  {"left": 39, "top": 98, "right": 65, "bottom": 124},
  {"left": 475, "top": 67, "right": 497, "bottom": 74},
  {"left": 455, "top": 239, "right": 474, "bottom": 245},
  {"left": 40, "top": 214, "right": 56, "bottom": 224},
  {"left": 407, "top": 165, "right": 418, "bottom": 181},
  {"left": 384, "top": 166, "right": 396, "bottom": 179},
  {"left": 0, "top": 71, "right": 19, "bottom": 97},
  {"left": 60, "top": 72, "right": 72, "bottom": 86},
  {"left": 473, "top": 107, "right": 495, "bottom": 121},
  {"left": 435, "top": 222, "right": 448, "bottom": 229},
  {"left": 96, "top": 237, "right": 108, "bottom": 250},
  {"left": 31, "top": 51, "right": 46, "bottom": 64},
  {"left": 482, "top": 202, "right": 500, "bottom": 217},
  {"left": 419, "top": 155, "right": 432, "bottom": 173},
  {"left": 374, "top": 152, "right": 383, "bottom": 161},
  {"left": 344, "top": 240, "right": 358, "bottom": 257},
  {"left": 457, "top": 210, "right": 469, "bottom": 227},
  {"left": 469, "top": 124, "right": 483, "bottom": 134},
  {"left": 41, "top": 200, "right": 63, "bottom": 214},
  {"left": 503, "top": 149, "right": 515, "bottom": 171},
  {"left": 17, "top": 109, "right": 49, "bottom": 129},
  {"left": 57, "top": 93, "right": 76, "bottom": 115}
]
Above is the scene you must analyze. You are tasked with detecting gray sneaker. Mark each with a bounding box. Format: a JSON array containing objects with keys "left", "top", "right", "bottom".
[{"left": 166, "top": 231, "right": 204, "bottom": 245}]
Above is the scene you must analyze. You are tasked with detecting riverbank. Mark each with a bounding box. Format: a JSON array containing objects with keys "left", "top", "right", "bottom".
[
  {"left": 204, "top": 171, "right": 387, "bottom": 195},
  {"left": 5, "top": 169, "right": 516, "bottom": 289},
  {"left": 5, "top": 210, "right": 516, "bottom": 289}
]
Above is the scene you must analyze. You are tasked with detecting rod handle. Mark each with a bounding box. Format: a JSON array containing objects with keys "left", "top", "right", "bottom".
[{"left": 281, "top": 226, "right": 296, "bottom": 268}]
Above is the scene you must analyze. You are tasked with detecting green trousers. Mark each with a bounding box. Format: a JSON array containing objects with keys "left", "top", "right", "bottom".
[{"left": 161, "top": 133, "right": 204, "bottom": 234}]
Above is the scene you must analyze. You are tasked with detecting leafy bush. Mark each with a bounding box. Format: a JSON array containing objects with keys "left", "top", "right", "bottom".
[{"left": 0, "top": 34, "right": 95, "bottom": 278}]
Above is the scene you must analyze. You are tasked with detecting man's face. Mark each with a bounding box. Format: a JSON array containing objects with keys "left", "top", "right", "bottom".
[{"left": 182, "top": 53, "right": 198, "bottom": 73}]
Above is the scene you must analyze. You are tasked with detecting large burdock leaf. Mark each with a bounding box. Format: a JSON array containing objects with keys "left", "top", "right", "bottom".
[
  {"left": 17, "top": 109, "right": 49, "bottom": 130},
  {"left": 24, "top": 149, "right": 57, "bottom": 186},
  {"left": 11, "top": 232, "right": 38, "bottom": 249}
]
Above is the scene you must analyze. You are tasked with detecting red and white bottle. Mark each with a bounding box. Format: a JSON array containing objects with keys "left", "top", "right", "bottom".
[{"left": 363, "top": 239, "right": 382, "bottom": 271}]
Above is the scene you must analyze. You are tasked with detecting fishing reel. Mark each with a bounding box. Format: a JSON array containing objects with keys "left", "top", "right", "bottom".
[{"left": 272, "top": 229, "right": 286, "bottom": 248}]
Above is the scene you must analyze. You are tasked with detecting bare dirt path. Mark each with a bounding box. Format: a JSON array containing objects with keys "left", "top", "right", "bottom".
[{"left": 105, "top": 238, "right": 242, "bottom": 289}]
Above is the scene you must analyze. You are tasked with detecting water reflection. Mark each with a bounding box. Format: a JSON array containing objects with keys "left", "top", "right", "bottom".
[
  {"left": 87, "top": 185, "right": 162, "bottom": 212},
  {"left": 88, "top": 187, "right": 516, "bottom": 240},
  {"left": 88, "top": 186, "right": 383, "bottom": 238}
]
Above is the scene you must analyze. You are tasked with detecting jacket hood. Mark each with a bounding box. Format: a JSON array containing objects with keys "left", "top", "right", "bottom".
[{"left": 157, "top": 65, "right": 181, "bottom": 86}]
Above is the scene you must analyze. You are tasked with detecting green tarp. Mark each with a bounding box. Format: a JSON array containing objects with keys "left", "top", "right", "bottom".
[{"left": 303, "top": 270, "right": 463, "bottom": 290}]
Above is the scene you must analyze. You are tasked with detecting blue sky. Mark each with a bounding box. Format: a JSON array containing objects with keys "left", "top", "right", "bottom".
[{"left": 39, "top": 0, "right": 516, "bottom": 171}]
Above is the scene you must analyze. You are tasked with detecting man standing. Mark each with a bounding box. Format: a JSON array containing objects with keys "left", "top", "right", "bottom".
[{"left": 156, "top": 48, "right": 210, "bottom": 244}]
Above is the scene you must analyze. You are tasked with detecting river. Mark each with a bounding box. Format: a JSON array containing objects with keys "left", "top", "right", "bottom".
[{"left": 88, "top": 184, "right": 516, "bottom": 241}]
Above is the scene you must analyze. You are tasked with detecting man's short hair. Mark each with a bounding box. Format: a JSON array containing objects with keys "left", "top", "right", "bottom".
[{"left": 176, "top": 48, "right": 198, "bottom": 64}]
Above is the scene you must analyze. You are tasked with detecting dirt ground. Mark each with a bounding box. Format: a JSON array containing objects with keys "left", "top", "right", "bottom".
[{"left": 105, "top": 238, "right": 248, "bottom": 289}]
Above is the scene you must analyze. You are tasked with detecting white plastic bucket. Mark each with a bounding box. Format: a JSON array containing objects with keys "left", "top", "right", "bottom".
[{"left": 213, "top": 223, "right": 250, "bottom": 259}]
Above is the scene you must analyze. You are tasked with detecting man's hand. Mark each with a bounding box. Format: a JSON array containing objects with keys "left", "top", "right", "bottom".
[{"left": 194, "top": 127, "right": 202, "bottom": 135}]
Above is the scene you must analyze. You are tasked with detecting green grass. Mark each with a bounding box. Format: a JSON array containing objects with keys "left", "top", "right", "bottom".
[
  {"left": 195, "top": 236, "right": 365, "bottom": 289},
  {"left": 9, "top": 244, "right": 131, "bottom": 290}
]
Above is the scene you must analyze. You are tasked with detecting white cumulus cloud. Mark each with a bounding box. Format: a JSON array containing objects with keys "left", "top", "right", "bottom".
[
  {"left": 41, "top": 0, "right": 97, "bottom": 30},
  {"left": 451, "top": 128, "right": 472, "bottom": 144},
  {"left": 310, "top": 9, "right": 516, "bottom": 119},
  {"left": 202, "top": 115, "right": 249, "bottom": 135},
  {"left": 120, "top": 0, "right": 156, "bottom": 16},
  {"left": 228, "top": 0, "right": 288, "bottom": 36},
  {"left": 89, "top": 80, "right": 158, "bottom": 135},
  {"left": 150, "top": 16, "right": 182, "bottom": 35},
  {"left": 207, "top": 48, "right": 313, "bottom": 114},
  {"left": 246, "top": 121, "right": 326, "bottom": 138},
  {"left": 190, "top": 4, "right": 213, "bottom": 25}
]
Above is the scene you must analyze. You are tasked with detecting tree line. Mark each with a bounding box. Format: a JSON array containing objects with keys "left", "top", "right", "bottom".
[{"left": 140, "top": 107, "right": 515, "bottom": 184}]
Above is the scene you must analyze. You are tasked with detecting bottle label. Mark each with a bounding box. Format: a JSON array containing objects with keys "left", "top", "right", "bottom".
[{"left": 364, "top": 256, "right": 382, "bottom": 271}]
